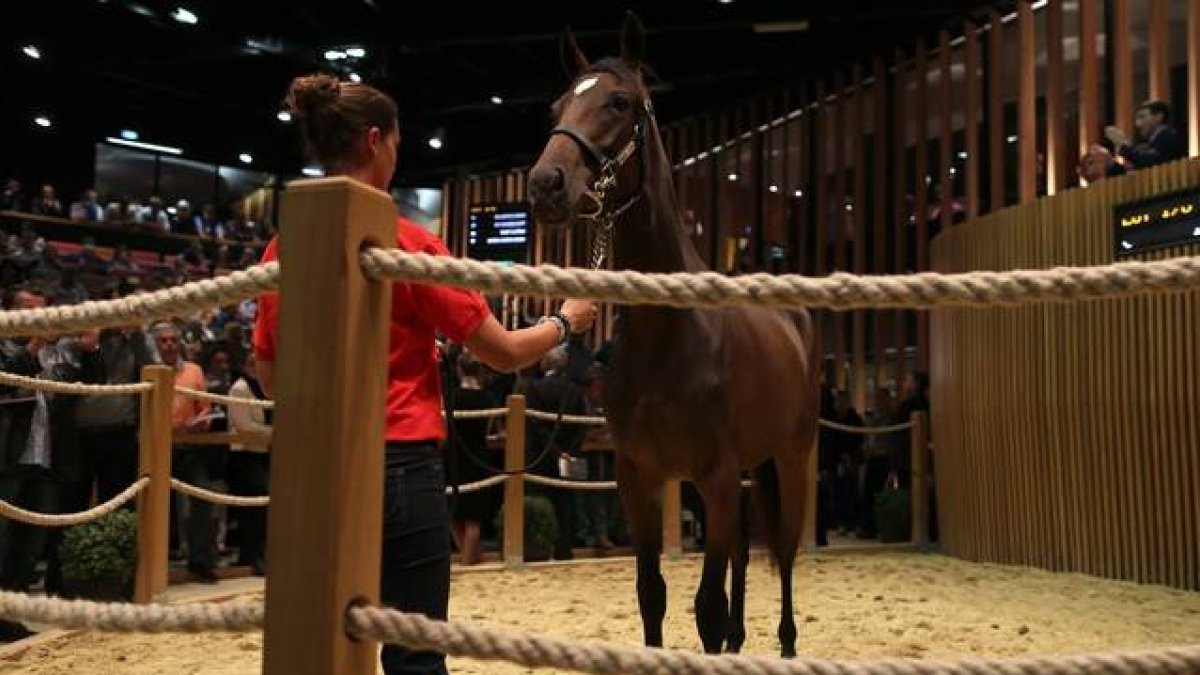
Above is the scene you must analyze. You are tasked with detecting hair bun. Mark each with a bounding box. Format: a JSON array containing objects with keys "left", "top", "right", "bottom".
[{"left": 286, "top": 74, "right": 341, "bottom": 119}]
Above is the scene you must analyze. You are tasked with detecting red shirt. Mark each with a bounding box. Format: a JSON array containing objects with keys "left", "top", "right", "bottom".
[{"left": 253, "top": 217, "right": 489, "bottom": 442}]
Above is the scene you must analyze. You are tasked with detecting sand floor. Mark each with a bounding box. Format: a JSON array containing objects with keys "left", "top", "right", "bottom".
[{"left": 2, "top": 551, "right": 1199, "bottom": 674}]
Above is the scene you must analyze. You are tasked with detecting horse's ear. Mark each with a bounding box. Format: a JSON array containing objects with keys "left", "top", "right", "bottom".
[
  {"left": 619, "top": 11, "right": 646, "bottom": 66},
  {"left": 560, "top": 26, "right": 589, "bottom": 79}
]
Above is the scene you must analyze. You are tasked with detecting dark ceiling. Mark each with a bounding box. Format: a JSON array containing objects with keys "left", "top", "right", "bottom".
[{"left": 4, "top": 0, "right": 996, "bottom": 188}]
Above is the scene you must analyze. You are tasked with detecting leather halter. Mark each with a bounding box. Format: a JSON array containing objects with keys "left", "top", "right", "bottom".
[{"left": 547, "top": 99, "right": 653, "bottom": 268}]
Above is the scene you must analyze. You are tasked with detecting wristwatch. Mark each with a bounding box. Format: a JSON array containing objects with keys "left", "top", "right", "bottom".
[{"left": 537, "top": 313, "right": 571, "bottom": 346}]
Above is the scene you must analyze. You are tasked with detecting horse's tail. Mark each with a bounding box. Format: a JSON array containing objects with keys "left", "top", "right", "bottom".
[{"left": 751, "top": 458, "right": 786, "bottom": 568}]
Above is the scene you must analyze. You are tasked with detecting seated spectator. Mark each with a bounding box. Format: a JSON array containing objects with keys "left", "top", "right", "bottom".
[
  {"left": 108, "top": 245, "right": 140, "bottom": 274},
  {"left": 182, "top": 240, "right": 210, "bottom": 271},
  {"left": 212, "top": 243, "right": 236, "bottom": 271},
  {"left": 69, "top": 189, "right": 104, "bottom": 222},
  {"left": 237, "top": 248, "right": 259, "bottom": 269},
  {"left": 176, "top": 203, "right": 222, "bottom": 238},
  {"left": 52, "top": 269, "right": 88, "bottom": 306},
  {"left": 141, "top": 197, "right": 171, "bottom": 231},
  {"left": 1, "top": 179, "right": 25, "bottom": 212},
  {"left": 1078, "top": 144, "right": 1126, "bottom": 184},
  {"left": 75, "top": 238, "right": 109, "bottom": 274},
  {"left": 30, "top": 184, "right": 63, "bottom": 217},
  {"left": 171, "top": 200, "right": 195, "bottom": 235},
  {"left": 104, "top": 197, "right": 138, "bottom": 224},
  {"left": 1105, "top": 99, "right": 1184, "bottom": 169}
]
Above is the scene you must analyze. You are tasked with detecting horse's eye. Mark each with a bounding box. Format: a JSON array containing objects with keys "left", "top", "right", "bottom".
[{"left": 610, "top": 95, "right": 632, "bottom": 113}]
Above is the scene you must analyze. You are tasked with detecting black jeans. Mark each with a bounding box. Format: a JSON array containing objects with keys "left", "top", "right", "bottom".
[
  {"left": 78, "top": 425, "right": 139, "bottom": 503},
  {"left": 0, "top": 466, "right": 56, "bottom": 591},
  {"left": 173, "top": 445, "right": 222, "bottom": 571},
  {"left": 381, "top": 442, "right": 450, "bottom": 675},
  {"left": 227, "top": 452, "right": 269, "bottom": 566}
]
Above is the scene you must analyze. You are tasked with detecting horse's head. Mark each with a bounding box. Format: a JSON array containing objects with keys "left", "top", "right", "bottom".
[{"left": 529, "top": 12, "right": 653, "bottom": 230}]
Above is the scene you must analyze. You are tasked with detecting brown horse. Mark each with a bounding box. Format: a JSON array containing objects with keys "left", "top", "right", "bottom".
[{"left": 528, "top": 13, "right": 820, "bottom": 658}]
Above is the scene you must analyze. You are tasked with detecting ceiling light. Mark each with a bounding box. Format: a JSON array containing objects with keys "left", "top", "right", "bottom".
[
  {"left": 726, "top": 172, "right": 738, "bottom": 181},
  {"left": 276, "top": 110, "right": 292, "bottom": 123},
  {"left": 719, "top": 0, "right": 734, "bottom": 4},
  {"left": 957, "top": 151, "right": 968, "bottom": 159},
  {"left": 120, "top": 129, "right": 139, "bottom": 140},
  {"left": 794, "top": 189, "right": 804, "bottom": 198},
  {"left": 128, "top": 3, "right": 155, "bottom": 17},
  {"left": 348, "top": 72, "right": 362, "bottom": 83},
  {"left": 34, "top": 115, "right": 51, "bottom": 128},
  {"left": 170, "top": 7, "right": 198, "bottom": 24},
  {"left": 166, "top": 206, "right": 177, "bottom": 215},
  {"left": 324, "top": 49, "right": 346, "bottom": 61},
  {"left": 428, "top": 136, "right": 444, "bottom": 150},
  {"left": 345, "top": 47, "right": 366, "bottom": 58},
  {"left": 949, "top": 166, "right": 957, "bottom": 175},
  {"left": 302, "top": 166, "right": 324, "bottom": 177},
  {"left": 22, "top": 45, "right": 41, "bottom": 60},
  {"left": 239, "top": 153, "right": 253, "bottom": 165},
  {"left": 490, "top": 95, "right": 504, "bottom": 105},
  {"left": 768, "top": 184, "right": 779, "bottom": 193},
  {"left": 105, "top": 137, "right": 183, "bottom": 155},
  {"left": 844, "top": 203, "right": 854, "bottom": 211},
  {"left": 1007, "top": 134, "right": 1018, "bottom": 144}
]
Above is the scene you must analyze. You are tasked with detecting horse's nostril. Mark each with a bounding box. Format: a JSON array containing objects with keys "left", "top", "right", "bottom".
[{"left": 551, "top": 167, "right": 565, "bottom": 191}]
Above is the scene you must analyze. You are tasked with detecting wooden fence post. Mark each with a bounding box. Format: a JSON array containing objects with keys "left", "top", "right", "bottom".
[
  {"left": 663, "top": 480, "right": 683, "bottom": 560},
  {"left": 911, "top": 411, "right": 930, "bottom": 548},
  {"left": 262, "top": 177, "right": 395, "bottom": 675},
  {"left": 134, "top": 365, "right": 173, "bottom": 604},
  {"left": 503, "top": 394, "right": 526, "bottom": 568},
  {"left": 803, "top": 433, "right": 819, "bottom": 552}
]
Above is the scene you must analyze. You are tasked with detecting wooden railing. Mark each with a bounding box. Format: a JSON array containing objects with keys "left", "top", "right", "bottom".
[{"left": 930, "top": 158, "right": 1200, "bottom": 591}]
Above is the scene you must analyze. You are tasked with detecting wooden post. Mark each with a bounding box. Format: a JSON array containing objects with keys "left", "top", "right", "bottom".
[
  {"left": 503, "top": 394, "right": 526, "bottom": 568},
  {"left": 134, "top": 365, "right": 173, "bottom": 604},
  {"left": 803, "top": 434, "right": 818, "bottom": 553},
  {"left": 911, "top": 411, "right": 930, "bottom": 548},
  {"left": 663, "top": 479, "right": 683, "bottom": 560},
  {"left": 262, "top": 177, "right": 395, "bottom": 675}
]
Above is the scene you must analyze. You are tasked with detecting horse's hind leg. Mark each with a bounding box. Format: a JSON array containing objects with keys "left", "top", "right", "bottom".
[
  {"left": 693, "top": 468, "right": 741, "bottom": 654},
  {"left": 772, "top": 450, "right": 806, "bottom": 658},
  {"left": 726, "top": 484, "right": 751, "bottom": 653},
  {"left": 617, "top": 455, "right": 667, "bottom": 648}
]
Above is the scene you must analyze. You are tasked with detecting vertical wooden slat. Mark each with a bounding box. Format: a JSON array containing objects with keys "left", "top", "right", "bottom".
[
  {"left": 832, "top": 73, "right": 847, "bottom": 390},
  {"left": 964, "top": 21, "right": 981, "bottom": 219},
  {"left": 1149, "top": 0, "right": 1170, "bottom": 101},
  {"left": 1045, "top": 0, "right": 1066, "bottom": 194},
  {"left": 939, "top": 30, "right": 953, "bottom": 231},
  {"left": 134, "top": 366, "right": 173, "bottom": 604},
  {"left": 893, "top": 49, "right": 909, "bottom": 382},
  {"left": 1114, "top": 0, "right": 1134, "bottom": 133},
  {"left": 1190, "top": 0, "right": 1200, "bottom": 156},
  {"left": 504, "top": 395, "right": 526, "bottom": 567},
  {"left": 1018, "top": 0, "right": 1037, "bottom": 203},
  {"left": 872, "top": 55, "right": 888, "bottom": 386},
  {"left": 914, "top": 39, "right": 929, "bottom": 373},
  {"left": 814, "top": 81, "right": 827, "bottom": 277},
  {"left": 1079, "top": 0, "right": 1101, "bottom": 160},
  {"left": 989, "top": 10, "right": 1006, "bottom": 212},
  {"left": 796, "top": 94, "right": 811, "bottom": 276},
  {"left": 852, "top": 64, "right": 867, "bottom": 406}
]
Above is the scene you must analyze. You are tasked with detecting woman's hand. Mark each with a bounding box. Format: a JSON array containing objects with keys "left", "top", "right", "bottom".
[{"left": 559, "top": 299, "right": 598, "bottom": 334}]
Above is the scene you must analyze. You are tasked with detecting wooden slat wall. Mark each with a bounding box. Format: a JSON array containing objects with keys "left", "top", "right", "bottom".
[
  {"left": 1191, "top": 0, "right": 1200, "bottom": 156},
  {"left": 893, "top": 48, "right": 909, "bottom": 382},
  {"left": 1045, "top": 0, "right": 1066, "bottom": 195},
  {"left": 832, "top": 73, "right": 847, "bottom": 388},
  {"left": 852, "top": 64, "right": 867, "bottom": 406},
  {"left": 938, "top": 31, "right": 953, "bottom": 232},
  {"left": 1149, "top": 0, "right": 1170, "bottom": 101},
  {"left": 1114, "top": 0, "right": 1134, "bottom": 133},
  {"left": 872, "top": 55, "right": 888, "bottom": 387},
  {"left": 1018, "top": 0, "right": 1037, "bottom": 203},
  {"left": 989, "top": 10, "right": 1006, "bottom": 212},
  {"left": 914, "top": 40, "right": 929, "bottom": 373},
  {"left": 930, "top": 157, "right": 1200, "bottom": 592},
  {"left": 1079, "top": 0, "right": 1101, "bottom": 159},
  {"left": 964, "top": 21, "right": 981, "bottom": 220}
]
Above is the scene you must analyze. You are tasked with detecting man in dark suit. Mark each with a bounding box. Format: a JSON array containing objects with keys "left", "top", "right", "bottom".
[
  {"left": 521, "top": 347, "right": 587, "bottom": 560},
  {"left": 1106, "top": 99, "right": 1184, "bottom": 170}
]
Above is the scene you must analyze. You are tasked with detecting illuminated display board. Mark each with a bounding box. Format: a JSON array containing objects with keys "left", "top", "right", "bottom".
[
  {"left": 1113, "top": 188, "right": 1200, "bottom": 257},
  {"left": 467, "top": 202, "right": 532, "bottom": 265}
]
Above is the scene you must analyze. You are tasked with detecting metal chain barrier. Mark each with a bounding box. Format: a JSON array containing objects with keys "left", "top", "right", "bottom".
[
  {"left": 0, "top": 477, "right": 149, "bottom": 527},
  {"left": 359, "top": 248, "right": 1200, "bottom": 310},
  {"left": 0, "top": 370, "right": 153, "bottom": 396},
  {"left": 169, "top": 479, "right": 269, "bottom": 508}
]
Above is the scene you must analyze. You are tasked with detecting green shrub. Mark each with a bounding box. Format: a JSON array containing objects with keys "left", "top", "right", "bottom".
[
  {"left": 495, "top": 495, "right": 558, "bottom": 561},
  {"left": 874, "top": 488, "right": 911, "bottom": 543},
  {"left": 60, "top": 510, "right": 138, "bottom": 586}
]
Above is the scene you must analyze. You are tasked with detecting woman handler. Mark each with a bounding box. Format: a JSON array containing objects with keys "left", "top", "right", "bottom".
[{"left": 254, "top": 74, "right": 597, "bottom": 675}]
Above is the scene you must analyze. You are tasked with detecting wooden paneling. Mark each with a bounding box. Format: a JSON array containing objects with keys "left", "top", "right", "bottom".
[
  {"left": 989, "top": 10, "right": 1006, "bottom": 212},
  {"left": 852, "top": 64, "right": 867, "bottom": 406},
  {"left": 1045, "top": 0, "right": 1066, "bottom": 194},
  {"left": 814, "top": 81, "right": 827, "bottom": 277},
  {"left": 833, "top": 73, "right": 847, "bottom": 389},
  {"left": 914, "top": 40, "right": 929, "bottom": 373},
  {"left": 930, "top": 158, "right": 1200, "bottom": 591},
  {"left": 893, "top": 48, "right": 909, "bottom": 381},
  {"left": 1018, "top": 0, "right": 1036, "bottom": 203},
  {"left": 1079, "top": 0, "right": 1101, "bottom": 159},
  {"left": 964, "top": 21, "right": 981, "bottom": 220},
  {"left": 872, "top": 55, "right": 888, "bottom": 386},
  {"left": 1190, "top": 0, "right": 1200, "bottom": 156},
  {"left": 1114, "top": 0, "right": 1134, "bottom": 133},
  {"left": 938, "top": 31, "right": 953, "bottom": 232},
  {"left": 1149, "top": 0, "right": 1170, "bottom": 101}
]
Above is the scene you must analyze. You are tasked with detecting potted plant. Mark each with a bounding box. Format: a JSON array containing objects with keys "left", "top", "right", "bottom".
[
  {"left": 495, "top": 495, "right": 559, "bottom": 562},
  {"left": 59, "top": 510, "right": 138, "bottom": 601}
]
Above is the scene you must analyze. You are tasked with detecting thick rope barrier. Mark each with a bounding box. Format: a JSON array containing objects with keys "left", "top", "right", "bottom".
[
  {"left": 169, "top": 479, "right": 268, "bottom": 508},
  {"left": 818, "top": 419, "right": 914, "bottom": 435},
  {"left": 0, "top": 370, "right": 152, "bottom": 396},
  {"left": 451, "top": 408, "right": 507, "bottom": 420},
  {"left": 173, "top": 386, "right": 275, "bottom": 410},
  {"left": 0, "top": 591, "right": 261, "bottom": 633},
  {"left": 0, "top": 262, "right": 279, "bottom": 338},
  {"left": 446, "top": 474, "right": 508, "bottom": 494},
  {"left": 347, "top": 604, "right": 1200, "bottom": 675},
  {"left": 360, "top": 248, "right": 1200, "bottom": 310},
  {"left": 0, "top": 477, "right": 149, "bottom": 527},
  {"left": 525, "top": 475, "right": 618, "bottom": 491},
  {"left": 525, "top": 409, "right": 608, "bottom": 425}
]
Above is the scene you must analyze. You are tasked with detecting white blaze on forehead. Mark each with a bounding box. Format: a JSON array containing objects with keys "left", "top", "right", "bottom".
[{"left": 573, "top": 76, "right": 600, "bottom": 96}]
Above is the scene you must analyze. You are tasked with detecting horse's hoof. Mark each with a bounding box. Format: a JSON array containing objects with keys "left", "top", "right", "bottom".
[{"left": 781, "top": 646, "right": 797, "bottom": 659}]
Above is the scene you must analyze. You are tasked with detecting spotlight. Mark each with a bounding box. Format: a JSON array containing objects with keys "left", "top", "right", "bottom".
[
  {"left": 239, "top": 153, "right": 253, "bottom": 165},
  {"left": 1007, "top": 134, "right": 1018, "bottom": 144},
  {"left": 793, "top": 189, "right": 804, "bottom": 198},
  {"left": 726, "top": 172, "right": 738, "bottom": 181},
  {"left": 428, "top": 136, "right": 444, "bottom": 150},
  {"left": 490, "top": 95, "right": 504, "bottom": 105},
  {"left": 276, "top": 110, "right": 292, "bottom": 123},
  {"left": 324, "top": 49, "right": 346, "bottom": 61},
  {"left": 348, "top": 72, "right": 362, "bottom": 83},
  {"left": 170, "top": 7, "right": 198, "bottom": 24},
  {"left": 22, "top": 45, "right": 41, "bottom": 59},
  {"left": 345, "top": 47, "right": 366, "bottom": 58},
  {"left": 302, "top": 166, "right": 324, "bottom": 177},
  {"left": 768, "top": 184, "right": 779, "bottom": 193},
  {"left": 34, "top": 115, "right": 51, "bottom": 128},
  {"left": 957, "top": 151, "right": 969, "bottom": 159},
  {"left": 120, "top": 129, "right": 139, "bottom": 140}
]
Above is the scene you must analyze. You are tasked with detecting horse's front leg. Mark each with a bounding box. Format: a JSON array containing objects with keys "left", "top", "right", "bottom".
[
  {"left": 617, "top": 454, "right": 667, "bottom": 647},
  {"left": 726, "top": 484, "right": 751, "bottom": 653},
  {"left": 694, "top": 466, "right": 741, "bottom": 654}
]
